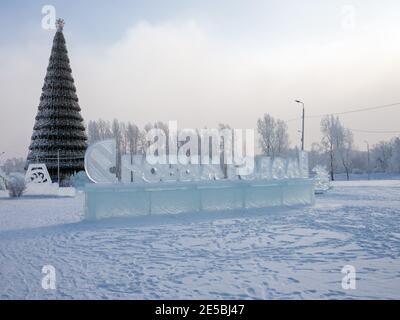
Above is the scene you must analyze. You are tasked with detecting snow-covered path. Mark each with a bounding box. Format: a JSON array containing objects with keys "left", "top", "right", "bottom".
[{"left": 1, "top": 181, "right": 400, "bottom": 299}]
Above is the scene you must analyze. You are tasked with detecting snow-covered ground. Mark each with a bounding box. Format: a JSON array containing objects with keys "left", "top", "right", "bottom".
[{"left": 1, "top": 180, "right": 400, "bottom": 299}]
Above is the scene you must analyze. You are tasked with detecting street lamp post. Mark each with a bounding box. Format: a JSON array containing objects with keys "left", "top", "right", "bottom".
[
  {"left": 364, "top": 141, "right": 370, "bottom": 180},
  {"left": 295, "top": 100, "right": 305, "bottom": 151}
]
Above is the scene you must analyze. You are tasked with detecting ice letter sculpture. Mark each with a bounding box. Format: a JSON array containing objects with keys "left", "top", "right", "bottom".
[
  {"left": 84, "top": 140, "right": 315, "bottom": 220},
  {"left": 85, "top": 139, "right": 118, "bottom": 183},
  {"left": 312, "top": 165, "right": 331, "bottom": 194}
]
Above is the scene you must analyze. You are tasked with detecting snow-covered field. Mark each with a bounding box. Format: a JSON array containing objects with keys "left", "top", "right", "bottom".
[{"left": 1, "top": 180, "right": 400, "bottom": 299}]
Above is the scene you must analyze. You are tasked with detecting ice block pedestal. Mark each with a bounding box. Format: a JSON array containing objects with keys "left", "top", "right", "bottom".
[{"left": 84, "top": 179, "right": 315, "bottom": 220}]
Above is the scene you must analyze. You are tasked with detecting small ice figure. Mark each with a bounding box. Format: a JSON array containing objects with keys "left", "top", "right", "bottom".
[{"left": 312, "top": 165, "right": 331, "bottom": 194}]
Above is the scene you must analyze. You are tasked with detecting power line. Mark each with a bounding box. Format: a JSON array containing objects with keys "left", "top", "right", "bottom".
[
  {"left": 285, "top": 101, "right": 400, "bottom": 123},
  {"left": 285, "top": 117, "right": 302, "bottom": 123},
  {"left": 285, "top": 101, "right": 400, "bottom": 134},
  {"left": 309, "top": 102, "right": 400, "bottom": 118},
  {"left": 348, "top": 128, "right": 400, "bottom": 134}
]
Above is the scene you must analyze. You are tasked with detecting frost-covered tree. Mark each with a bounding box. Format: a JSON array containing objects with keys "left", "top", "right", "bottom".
[
  {"left": 0, "top": 168, "right": 6, "bottom": 190},
  {"left": 2, "top": 158, "right": 26, "bottom": 175},
  {"left": 7, "top": 173, "right": 26, "bottom": 197},
  {"left": 308, "top": 143, "right": 327, "bottom": 171},
  {"left": 112, "top": 119, "right": 122, "bottom": 181},
  {"left": 126, "top": 122, "right": 142, "bottom": 155},
  {"left": 320, "top": 115, "right": 353, "bottom": 180},
  {"left": 87, "top": 119, "right": 115, "bottom": 144},
  {"left": 321, "top": 115, "right": 338, "bottom": 180},
  {"left": 338, "top": 128, "right": 354, "bottom": 181},
  {"left": 97, "top": 119, "right": 113, "bottom": 140},
  {"left": 257, "top": 113, "right": 289, "bottom": 157},
  {"left": 275, "top": 120, "right": 290, "bottom": 156},
  {"left": 371, "top": 141, "right": 392, "bottom": 173},
  {"left": 389, "top": 137, "right": 400, "bottom": 173},
  {"left": 87, "top": 120, "right": 101, "bottom": 144},
  {"left": 26, "top": 19, "right": 87, "bottom": 182},
  {"left": 257, "top": 114, "right": 275, "bottom": 156}
]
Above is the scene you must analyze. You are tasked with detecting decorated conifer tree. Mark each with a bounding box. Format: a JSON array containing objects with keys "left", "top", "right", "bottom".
[{"left": 27, "top": 19, "right": 87, "bottom": 183}]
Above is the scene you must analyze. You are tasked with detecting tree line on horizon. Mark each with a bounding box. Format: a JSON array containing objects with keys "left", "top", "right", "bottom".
[
  {"left": 2, "top": 115, "right": 400, "bottom": 181},
  {"left": 85, "top": 116, "right": 400, "bottom": 181}
]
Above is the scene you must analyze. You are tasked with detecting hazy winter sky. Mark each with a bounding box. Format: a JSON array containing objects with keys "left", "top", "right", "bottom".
[{"left": 1, "top": 0, "right": 400, "bottom": 158}]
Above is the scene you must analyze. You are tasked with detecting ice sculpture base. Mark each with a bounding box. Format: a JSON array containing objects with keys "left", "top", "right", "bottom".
[
  {"left": 84, "top": 179, "right": 315, "bottom": 220},
  {"left": 25, "top": 183, "right": 76, "bottom": 197}
]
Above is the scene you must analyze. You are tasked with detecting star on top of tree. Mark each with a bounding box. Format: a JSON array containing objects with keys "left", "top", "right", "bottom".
[{"left": 55, "top": 18, "right": 65, "bottom": 31}]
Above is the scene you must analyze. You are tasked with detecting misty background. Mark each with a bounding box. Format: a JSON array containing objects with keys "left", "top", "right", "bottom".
[{"left": 1, "top": 0, "right": 400, "bottom": 161}]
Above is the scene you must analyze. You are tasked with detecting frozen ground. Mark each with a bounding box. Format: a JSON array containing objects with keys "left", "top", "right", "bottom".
[{"left": 0, "top": 180, "right": 400, "bottom": 299}]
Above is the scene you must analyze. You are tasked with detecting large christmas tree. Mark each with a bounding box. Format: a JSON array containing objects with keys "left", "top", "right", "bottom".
[{"left": 27, "top": 19, "right": 87, "bottom": 183}]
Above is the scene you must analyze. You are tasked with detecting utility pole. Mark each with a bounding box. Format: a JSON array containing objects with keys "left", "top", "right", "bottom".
[
  {"left": 295, "top": 100, "right": 305, "bottom": 151},
  {"left": 364, "top": 141, "right": 370, "bottom": 180},
  {"left": 57, "top": 150, "right": 60, "bottom": 184}
]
